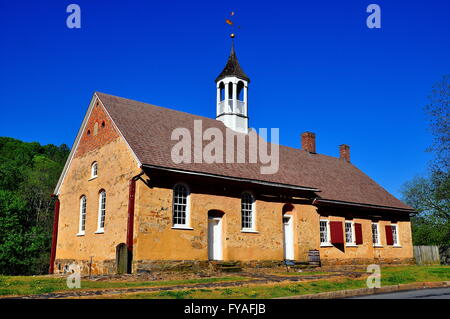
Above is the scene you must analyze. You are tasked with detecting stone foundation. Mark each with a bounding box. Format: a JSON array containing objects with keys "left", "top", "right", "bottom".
[
  {"left": 55, "top": 258, "right": 116, "bottom": 275},
  {"left": 133, "top": 258, "right": 415, "bottom": 273},
  {"left": 133, "top": 260, "right": 213, "bottom": 273},
  {"left": 55, "top": 257, "right": 416, "bottom": 275},
  {"left": 320, "top": 257, "right": 415, "bottom": 267}
]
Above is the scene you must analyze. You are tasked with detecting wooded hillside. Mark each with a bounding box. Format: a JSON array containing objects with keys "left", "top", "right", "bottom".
[{"left": 0, "top": 137, "right": 69, "bottom": 275}]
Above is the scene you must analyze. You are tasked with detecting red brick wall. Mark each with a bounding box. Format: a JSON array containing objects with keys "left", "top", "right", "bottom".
[
  {"left": 339, "top": 144, "right": 350, "bottom": 163},
  {"left": 75, "top": 100, "right": 119, "bottom": 158},
  {"left": 301, "top": 132, "right": 316, "bottom": 153}
]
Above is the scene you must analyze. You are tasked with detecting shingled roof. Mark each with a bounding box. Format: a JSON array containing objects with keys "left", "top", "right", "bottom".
[
  {"left": 215, "top": 42, "right": 250, "bottom": 83},
  {"left": 95, "top": 92, "right": 413, "bottom": 212}
]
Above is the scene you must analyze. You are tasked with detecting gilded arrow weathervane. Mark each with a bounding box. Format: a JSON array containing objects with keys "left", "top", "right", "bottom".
[{"left": 225, "top": 11, "right": 240, "bottom": 38}]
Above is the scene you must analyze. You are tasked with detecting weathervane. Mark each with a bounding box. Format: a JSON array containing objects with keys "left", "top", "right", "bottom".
[{"left": 225, "top": 11, "right": 241, "bottom": 39}]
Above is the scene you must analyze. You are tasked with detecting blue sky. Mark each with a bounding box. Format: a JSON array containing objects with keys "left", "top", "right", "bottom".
[{"left": 0, "top": 0, "right": 449, "bottom": 198}]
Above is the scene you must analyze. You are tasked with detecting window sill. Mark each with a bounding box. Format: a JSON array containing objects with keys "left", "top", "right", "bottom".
[
  {"left": 320, "top": 243, "right": 333, "bottom": 247},
  {"left": 76, "top": 232, "right": 85, "bottom": 237},
  {"left": 241, "top": 229, "right": 258, "bottom": 234},
  {"left": 373, "top": 244, "right": 383, "bottom": 248},
  {"left": 345, "top": 244, "right": 358, "bottom": 247},
  {"left": 171, "top": 226, "right": 193, "bottom": 230},
  {"left": 393, "top": 245, "right": 402, "bottom": 248},
  {"left": 88, "top": 176, "right": 98, "bottom": 181},
  {"left": 94, "top": 229, "right": 104, "bottom": 234}
]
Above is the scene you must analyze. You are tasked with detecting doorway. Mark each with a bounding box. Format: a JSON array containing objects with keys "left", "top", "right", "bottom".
[
  {"left": 208, "top": 215, "right": 223, "bottom": 261},
  {"left": 283, "top": 215, "right": 294, "bottom": 260},
  {"left": 116, "top": 243, "right": 129, "bottom": 274}
]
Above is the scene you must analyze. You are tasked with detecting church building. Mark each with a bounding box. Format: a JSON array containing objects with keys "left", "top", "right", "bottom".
[{"left": 50, "top": 42, "right": 415, "bottom": 274}]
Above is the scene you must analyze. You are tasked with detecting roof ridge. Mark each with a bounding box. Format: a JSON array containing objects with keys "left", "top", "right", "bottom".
[{"left": 95, "top": 91, "right": 228, "bottom": 126}]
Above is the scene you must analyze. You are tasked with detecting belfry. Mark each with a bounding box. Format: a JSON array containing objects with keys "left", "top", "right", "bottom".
[{"left": 215, "top": 39, "right": 250, "bottom": 134}]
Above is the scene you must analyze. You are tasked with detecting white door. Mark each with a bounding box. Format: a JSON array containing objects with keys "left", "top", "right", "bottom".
[
  {"left": 283, "top": 215, "right": 294, "bottom": 260},
  {"left": 208, "top": 218, "right": 222, "bottom": 260}
]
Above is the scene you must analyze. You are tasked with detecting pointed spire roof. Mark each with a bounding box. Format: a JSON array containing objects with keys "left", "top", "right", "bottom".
[{"left": 215, "top": 41, "right": 250, "bottom": 83}]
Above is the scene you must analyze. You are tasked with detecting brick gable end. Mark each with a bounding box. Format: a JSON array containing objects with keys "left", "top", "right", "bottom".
[{"left": 75, "top": 100, "right": 119, "bottom": 158}]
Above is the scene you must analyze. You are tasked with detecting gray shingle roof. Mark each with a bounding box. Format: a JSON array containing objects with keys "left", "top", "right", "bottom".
[{"left": 96, "top": 92, "right": 412, "bottom": 212}]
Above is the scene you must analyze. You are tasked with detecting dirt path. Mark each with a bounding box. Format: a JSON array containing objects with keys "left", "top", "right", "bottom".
[{"left": 8, "top": 272, "right": 364, "bottom": 299}]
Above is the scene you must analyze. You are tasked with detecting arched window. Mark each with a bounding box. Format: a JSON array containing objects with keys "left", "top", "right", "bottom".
[
  {"left": 96, "top": 190, "right": 106, "bottom": 233},
  {"left": 78, "top": 195, "right": 87, "bottom": 235},
  {"left": 241, "top": 192, "right": 255, "bottom": 231},
  {"left": 172, "top": 184, "right": 190, "bottom": 228},
  {"left": 91, "top": 162, "right": 98, "bottom": 178},
  {"left": 228, "top": 82, "right": 233, "bottom": 99},
  {"left": 237, "top": 81, "right": 245, "bottom": 101},
  {"left": 219, "top": 82, "right": 225, "bottom": 101}
]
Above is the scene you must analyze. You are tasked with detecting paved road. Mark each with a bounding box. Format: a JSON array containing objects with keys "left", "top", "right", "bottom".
[{"left": 349, "top": 287, "right": 450, "bottom": 299}]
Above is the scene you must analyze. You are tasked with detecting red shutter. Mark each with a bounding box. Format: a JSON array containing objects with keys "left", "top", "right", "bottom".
[
  {"left": 385, "top": 225, "right": 394, "bottom": 245},
  {"left": 330, "top": 221, "right": 344, "bottom": 244},
  {"left": 355, "top": 223, "right": 363, "bottom": 245}
]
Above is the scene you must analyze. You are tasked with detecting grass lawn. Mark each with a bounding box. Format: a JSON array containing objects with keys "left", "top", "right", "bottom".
[
  {"left": 0, "top": 275, "right": 249, "bottom": 297},
  {"left": 104, "top": 278, "right": 369, "bottom": 299},
  {"left": 380, "top": 265, "right": 450, "bottom": 285},
  {"left": 1, "top": 265, "right": 449, "bottom": 299},
  {"left": 94, "top": 265, "right": 450, "bottom": 299}
]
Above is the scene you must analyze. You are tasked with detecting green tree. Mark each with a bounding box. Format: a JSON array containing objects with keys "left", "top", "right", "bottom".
[
  {"left": 402, "top": 176, "right": 450, "bottom": 247},
  {"left": 401, "top": 75, "right": 450, "bottom": 248},
  {"left": 0, "top": 137, "right": 69, "bottom": 275},
  {"left": 425, "top": 75, "right": 449, "bottom": 172}
]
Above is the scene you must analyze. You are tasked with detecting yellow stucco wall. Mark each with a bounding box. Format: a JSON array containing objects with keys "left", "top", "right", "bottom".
[
  {"left": 134, "top": 181, "right": 413, "bottom": 265},
  {"left": 134, "top": 187, "right": 288, "bottom": 261},
  {"left": 55, "top": 135, "right": 140, "bottom": 273},
  {"left": 317, "top": 216, "right": 413, "bottom": 264}
]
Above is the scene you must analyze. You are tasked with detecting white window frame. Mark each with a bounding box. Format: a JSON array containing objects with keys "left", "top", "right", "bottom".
[
  {"left": 320, "top": 219, "right": 332, "bottom": 246},
  {"left": 345, "top": 221, "right": 356, "bottom": 246},
  {"left": 241, "top": 192, "right": 257, "bottom": 233},
  {"left": 171, "top": 183, "right": 192, "bottom": 230},
  {"left": 391, "top": 224, "right": 401, "bottom": 247},
  {"left": 77, "top": 195, "right": 87, "bottom": 236},
  {"left": 90, "top": 162, "right": 98, "bottom": 179},
  {"left": 372, "top": 222, "right": 382, "bottom": 247},
  {"left": 95, "top": 190, "right": 106, "bottom": 233}
]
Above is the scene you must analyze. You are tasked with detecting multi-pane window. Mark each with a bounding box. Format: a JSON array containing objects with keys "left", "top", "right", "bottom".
[
  {"left": 320, "top": 220, "right": 329, "bottom": 244},
  {"left": 372, "top": 223, "right": 380, "bottom": 245},
  {"left": 173, "top": 184, "right": 189, "bottom": 226},
  {"left": 79, "top": 196, "right": 87, "bottom": 234},
  {"left": 345, "top": 221, "right": 354, "bottom": 244},
  {"left": 241, "top": 192, "right": 254, "bottom": 230},
  {"left": 97, "top": 190, "right": 106, "bottom": 231},
  {"left": 91, "top": 162, "right": 98, "bottom": 178},
  {"left": 391, "top": 224, "right": 399, "bottom": 246}
]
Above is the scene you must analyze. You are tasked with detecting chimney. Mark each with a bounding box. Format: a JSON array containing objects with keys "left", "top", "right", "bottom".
[
  {"left": 301, "top": 132, "right": 316, "bottom": 153},
  {"left": 339, "top": 144, "right": 350, "bottom": 162}
]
